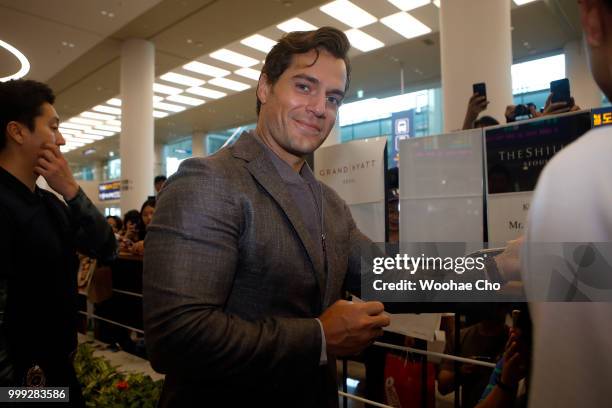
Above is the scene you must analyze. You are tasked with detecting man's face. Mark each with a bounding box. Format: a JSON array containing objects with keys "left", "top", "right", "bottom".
[
  {"left": 257, "top": 48, "right": 347, "bottom": 159},
  {"left": 21, "top": 102, "right": 65, "bottom": 167}
]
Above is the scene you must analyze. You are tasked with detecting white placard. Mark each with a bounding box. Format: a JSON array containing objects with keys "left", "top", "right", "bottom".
[
  {"left": 487, "top": 192, "right": 532, "bottom": 243},
  {"left": 315, "top": 137, "right": 387, "bottom": 206},
  {"left": 399, "top": 130, "right": 484, "bottom": 243}
]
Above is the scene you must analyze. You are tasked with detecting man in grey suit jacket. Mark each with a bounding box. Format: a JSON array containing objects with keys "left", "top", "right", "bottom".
[{"left": 144, "top": 27, "right": 389, "bottom": 407}]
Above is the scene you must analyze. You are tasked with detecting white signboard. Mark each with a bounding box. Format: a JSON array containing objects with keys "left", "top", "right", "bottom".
[
  {"left": 315, "top": 138, "right": 387, "bottom": 242},
  {"left": 399, "top": 129, "right": 484, "bottom": 243},
  {"left": 487, "top": 192, "right": 532, "bottom": 243}
]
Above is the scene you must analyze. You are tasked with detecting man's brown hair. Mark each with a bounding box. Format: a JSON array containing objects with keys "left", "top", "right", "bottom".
[{"left": 256, "top": 26, "right": 351, "bottom": 114}]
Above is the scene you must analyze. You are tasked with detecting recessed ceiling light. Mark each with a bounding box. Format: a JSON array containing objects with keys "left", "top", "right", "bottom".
[
  {"left": 166, "top": 94, "right": 206, "bottom": 106},
  {"left": 69, "top": 117, "right": 103, "bottom": 126},
  {"left": 153, "top": 83, "right": 183, "bottom": 95},
  {"left": 185, "top": 86, "right": 227, "bottom": 99},
  {"left": 208, "top": 77, "right": 251, "bottom": 91},
  {"left": 85, "top": 129, "right": 115, "bottom": 137},
  {"left": 183, "top": 61, "right": 230, "bottom": 77},
  {"left": 387, "top": 0, "right": 430, "bottom": 11},
  {"left": 153, "top": 101, "right": 187, "bottom": 112},
  {"left": 320, "top": 0, "right": 377, "bottom": 28},
  {"left": 344, "top": 29, "right": 385, "bottom": 52},
  {"left": 93, "top": 105, "right": 121, "bottom": 115},
  {"left": 109, "top": 151, "right": 115, "bottom": 157},
  {"left": 106, "top": 98, "right": 121, "bottom": 106},
  {"left": 234, "top": 68, "right": 261, "bottom": 81},
  {"left": 513, "top": 0, "right": 538, "bottom": 5},
  {"left": 380, "top": 11, "right": 432, "bottom": 39},
  {"left": 160, "top": 72, "right": 205, "bottom": 87},
  {"left": 59, "top": 123, "right": 91, "bottom": 131},
  {"left": 95, "top": 125, "right": 121, "bottom": 132},
  {"left": 153, "top": 110, "right": 169, "bottom": 118},
  {"left": 241, "top": 34, "right": 277, "bottom": 53},
  {"left": 0, "top": 39, "right": 31, "bottom": 81},
  {"left": 210, "top": 49, "right": 259, "bottom": 68},
  {"left": 277, "top": 18, "right": 318, "bottom": 32},
  {"left": 81, "top": 111, "right": 115, "bottom": 121}
]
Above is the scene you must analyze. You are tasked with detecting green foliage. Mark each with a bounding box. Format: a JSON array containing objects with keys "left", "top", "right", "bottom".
[{"left": 74, "top": 343, "right": 163, "bottom": 407}]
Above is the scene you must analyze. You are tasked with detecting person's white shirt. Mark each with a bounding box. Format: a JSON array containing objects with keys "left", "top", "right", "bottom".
[{"left": 523, "top": 125, "right": 612, "bottom": 407}]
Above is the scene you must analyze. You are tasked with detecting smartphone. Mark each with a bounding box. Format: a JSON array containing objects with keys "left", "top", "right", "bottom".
[
  {"left": 473, "top": 82, "right": 487, "bottom": 100},
  {"left": 550, "top": 78, "right": 571, "bottom": 104}
]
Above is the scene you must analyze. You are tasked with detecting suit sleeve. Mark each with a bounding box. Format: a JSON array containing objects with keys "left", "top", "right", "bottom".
[{"left": 143, "top": 159, "right": 321, "bottom": 379}]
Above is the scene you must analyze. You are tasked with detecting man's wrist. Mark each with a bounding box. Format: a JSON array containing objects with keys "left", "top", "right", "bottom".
[
  {"left": 62, "top": 182, "right": 80, "bottom": 201},
  {"left": 496, "top": 375, "right": 518, "bottom": 394}
]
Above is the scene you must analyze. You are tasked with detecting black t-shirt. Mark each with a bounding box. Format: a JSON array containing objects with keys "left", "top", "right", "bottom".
[{"left": 0, "top": 166, "right": 116, "bottom": 385}]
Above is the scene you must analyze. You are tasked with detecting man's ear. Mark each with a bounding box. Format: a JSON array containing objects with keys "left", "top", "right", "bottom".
[
  {"left": 579, "top": 0, "right": 604, "bottom": 48},
  {"left": 5, "top": 121, "right": 26, "bottom": 145},
  {"left": 257, "top": 73, "right": 271, "bottom": 106}
]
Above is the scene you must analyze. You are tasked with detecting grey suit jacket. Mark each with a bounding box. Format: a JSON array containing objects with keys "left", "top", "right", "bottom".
[{"left": 143, "top": 132, "right": 370, "bottom": 407}]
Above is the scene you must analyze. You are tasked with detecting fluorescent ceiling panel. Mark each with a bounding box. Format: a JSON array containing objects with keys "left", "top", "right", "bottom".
[
  {"left": 95, "top": 125, "right": 122, "bottom": 132},
  {"left": 160, "top": 72, "right": 205, "bottom": 87},
  {"left": 380, "top": 11, "right": 432, "bottom": 39},
  {"left": 58, "top": 127, "right": 82, "bottom": 135},
  {"left": 166, "top": 94, "right": 206, "bottom": 106},
  {"left": 85, "top": 129, "right": 115, "bottom": 137},
  {"left": 73, "top": 133, "right": 104, "bottom": 141},
  {"left": 183, "top": 61, "right": 230, "bottom": 77},
  {"left": 320, "top": 0, "right": 377, "bottom": 28},
  {"left": 153, "top": 101, "right": 187, "bottom": 112},
  {"left": 186, "top": 87, "right": 227, "bottom": 99},
  {"left": 59, "top": 122, "right": 91, "bottom": 131},
  {"left": 65, "top": 136, "right": 95, "bottom": 144},
  {"left": 93, "top": 105, "right": 121, "bottom": 115},
  {"left": 65, "top": 141, "right": 85, "bottom": 147},
  {"left": 153, "top": 83, "right": 183, "bottom": 95},
  {"left": 69, "top": 117, "right": 103, "bottom": 126},
  {"left": 387, "top": 0, "right": 430, "bottom": 11},
  {"left": 277, "top": 18, "right": 317, "bottom": 32},
  {"left": 210, "top": 49, "right": 259, "bottom": 68},
  {"left": 106, "top": 119, "right": 122, "bottom": 126},
  {"left": 81, "top": 111, "right": 115, "bottom": 121},
  {"left": 153, "top": 111, "right": 169, "bottom": 118},
  {"left": 208, "top": 77, "right": 251, "bottom": 91},
  {"left": 513, "top": 0, "right": 538, "bottom": 4},
  {"left": 241, "top": 34, "right": 277, "bottom": 53},
  {"left": 344, "top": 29, "right": 385, "bottom": 52},
  {"left": 234, "top": 68, "right": 261, "bottom": 81},
  {"left": 433, "top": 0, "right": 440, "bottom": 7},
  {"left": 106, "top": 98, "right": 121, "bottom": 106}
]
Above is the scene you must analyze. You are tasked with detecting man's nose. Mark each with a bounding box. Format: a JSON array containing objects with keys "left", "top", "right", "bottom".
[
  {"left": 307, "top": 93, "right": 326, "bottom": 118},
  {"left": 56, "top": 131, "right": 66, "bottom": 146}
]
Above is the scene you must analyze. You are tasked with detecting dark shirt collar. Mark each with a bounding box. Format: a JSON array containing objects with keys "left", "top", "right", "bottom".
[
  {"left": 250, "top": 130, "right": 318, "bottom": 186},
  {"left": 0, "top": 165, "right": 40, "bottom": 204}
]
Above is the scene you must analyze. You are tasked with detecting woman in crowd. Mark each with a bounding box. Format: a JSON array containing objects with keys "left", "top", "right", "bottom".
[
  {"left": 131, "top": 198, "right": 155, "bottom": 255},
  {"left": 105, "top": 215, "right": 123, "bottom": 236}
]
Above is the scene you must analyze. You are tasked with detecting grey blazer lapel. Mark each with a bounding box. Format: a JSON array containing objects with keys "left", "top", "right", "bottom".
[{"left": 232, "top": 133, "right": 326, "bottom": 302}]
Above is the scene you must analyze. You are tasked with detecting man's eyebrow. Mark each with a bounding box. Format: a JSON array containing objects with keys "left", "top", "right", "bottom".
[{"left": 292, "top": 74, "right": 345, "bottom": 98}]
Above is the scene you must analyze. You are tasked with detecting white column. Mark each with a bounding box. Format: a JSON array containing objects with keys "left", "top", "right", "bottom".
[
  {"left": 120, "top": 39, "right": 154, "bottom": 213},
  {"left": 192, "top": 131, "right": 207, "bottom": 157},
  {"left": 565, "top": 39, "right": 601, "bottom": 110},
  {"left": 439, "top": 0, "right": 513, "bottom": 131}
]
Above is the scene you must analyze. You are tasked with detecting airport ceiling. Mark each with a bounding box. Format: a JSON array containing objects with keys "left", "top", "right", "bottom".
[{"left": 0, "top": 0, "right": 581, "bottom": 166}]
